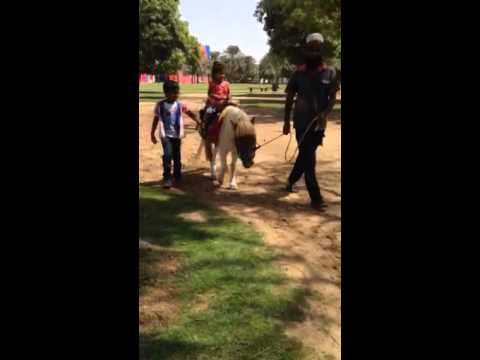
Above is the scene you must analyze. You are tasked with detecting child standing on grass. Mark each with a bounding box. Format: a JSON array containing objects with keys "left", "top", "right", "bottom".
[{"left": 150, "top": 80, "right": 199, "bottom": 189}]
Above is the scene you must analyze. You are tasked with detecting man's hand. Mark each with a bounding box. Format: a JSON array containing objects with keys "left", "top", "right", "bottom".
[
  {"left": 283, "top": 121, "right": 291, "bottom": 135},
  {"left": 151, "top": 134, "right": 157, "bottom": 144},
  {"left": 313, "top": 112, "right": 327, "bottom": 131}
]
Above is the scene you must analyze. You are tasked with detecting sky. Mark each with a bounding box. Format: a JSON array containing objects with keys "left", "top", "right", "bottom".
[{"left": 178, "top": 0, "right": 270, "bottom": 63}]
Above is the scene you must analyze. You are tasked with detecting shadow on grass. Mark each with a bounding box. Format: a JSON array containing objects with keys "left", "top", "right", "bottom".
[
  {"left": 140, "top": 335, "right": 208, "bottom": 360},
  {"left": 140, "top": 327, "right": 304, "bottom": 360},
  {"left": 139, "top": 187, "right": 314, "bottom": 359},
  {"left": 140, "top": 195, "right": 263, "bottom": 249}
]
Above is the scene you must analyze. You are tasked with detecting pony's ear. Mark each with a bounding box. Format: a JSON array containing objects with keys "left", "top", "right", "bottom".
[{"left": 251, "top": 117, "right": 256, "bottom": 125}]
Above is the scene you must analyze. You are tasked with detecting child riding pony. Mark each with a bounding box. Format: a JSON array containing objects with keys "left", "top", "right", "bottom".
[{"left": 200, "top": 61, "right": 238, "bottom": 159}]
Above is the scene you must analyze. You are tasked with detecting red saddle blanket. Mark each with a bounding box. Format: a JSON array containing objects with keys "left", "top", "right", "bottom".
[{"left": 206, "top": 116, "right": 224, "bottom": 145}]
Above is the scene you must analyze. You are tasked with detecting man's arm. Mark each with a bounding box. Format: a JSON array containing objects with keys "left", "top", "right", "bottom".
[
  {"left": 317, "top": 90, "right": 337, "bottom": 130},
  {"left": 317, "top": 71, "right": 340, "bottom": 130},
  {"left": 283, "top": 73, "right": 297, "bottom": 135}
]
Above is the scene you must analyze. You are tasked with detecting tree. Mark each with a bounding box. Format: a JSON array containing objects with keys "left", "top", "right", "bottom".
[
  {"left": 254, "top": 0, "right": 341, "bottom": 64},
  {"left": 183, "top": 33, "right": 202, "bottom": 77},
  {"left": 219, "top": 54, "right": 237, "bottom": 82},
  {"left": 217, "top": 46, "right": 259, "bottom": 83},
  {"left": 210, "top": 51, "right": 221, "bottom": 63},
  {"left": 161, "top": 49, "right": 186, "bottom": 74},
  {"left": 225, "top": 45, "right": 241, "bottom": 57},
  {"left": 222, "top": 45, "right": 243, "bottom": 82},
  {"left": 139, "top": 0, "right": 200, "bottom": 74},
  {"left": 239, "top": 56, "right": 258, "bottom": 82},
  {"left": 259, "top": 50, "right": 292, "bottom": 88},
  {"left": 184, "top": 55, "right": 209, "bottom": 83}
]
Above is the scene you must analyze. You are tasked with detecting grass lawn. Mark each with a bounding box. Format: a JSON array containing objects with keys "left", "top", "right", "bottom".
[
  {"left": 139, "top": 186, "right": 313, "bottom": 360},
  {"left": 139, "top": 83, "right": 287, "bottom": 102},
  {"left": 140, "top": 82, "right": 341, "bottom": 123}
]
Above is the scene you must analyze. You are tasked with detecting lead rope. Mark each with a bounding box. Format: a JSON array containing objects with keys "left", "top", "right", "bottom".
[
  {"left": 284, "top": 114, "right": 321, "bottom": 163},
  {"left": 255, "top": 115, "right": 321, "bottom": 160},
  {"left": 255, "top": 134, "right": 284, "bottom": 151}
]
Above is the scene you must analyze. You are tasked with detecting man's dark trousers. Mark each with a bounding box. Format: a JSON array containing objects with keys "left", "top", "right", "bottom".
[{"left": 287, "top": 128, "right": 324, "bottom": 204}]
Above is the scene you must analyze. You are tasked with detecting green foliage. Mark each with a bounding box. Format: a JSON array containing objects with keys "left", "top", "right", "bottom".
[
  {"left": 139, "top": 0, "right": 201, "bottom": 74},
  {"left": 242, "top": 55, "right": 259, "bottom": 82},
  {"left": 255, "top": 0, "right": 341, "bottom": 63},
  {"left": 259, "top": 50, "right": 293, "bottom": 84},
  {"left": 210, "top": 51, "right": 221, "bottom": 63},
  {"left": 160, "top": 49, "right": 186, "bottom": 74},
  {"left": 218, "top": 46, "right": 259, "bottom": 83},
  {"left": 225, "top": 45, "right": 241, "bottom": 57}
]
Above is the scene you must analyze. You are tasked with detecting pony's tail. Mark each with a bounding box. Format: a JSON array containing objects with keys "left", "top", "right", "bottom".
[{"left": 193, "top": 138, "right": 212, "bottom": 162}]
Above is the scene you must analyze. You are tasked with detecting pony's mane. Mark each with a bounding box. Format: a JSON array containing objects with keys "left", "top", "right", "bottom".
[
  {"left": 235, "top": 117, "right": 255, "bottom": 138},
  {"left": 223, "top": 106, "right": 255, "bottom": 138}
]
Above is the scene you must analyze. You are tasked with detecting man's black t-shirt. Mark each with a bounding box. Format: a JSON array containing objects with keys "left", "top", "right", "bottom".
[{"left": 286, "top": 65, "right": 340, "bottom": 131}]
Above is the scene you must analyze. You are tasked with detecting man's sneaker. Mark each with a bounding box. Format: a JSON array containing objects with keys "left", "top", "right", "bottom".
[
  {"left": 311, "top": 201, "right": 327, "bottom": 212},
  {"left": 162, "top": 179, "right": 172, "bottom": 189}
]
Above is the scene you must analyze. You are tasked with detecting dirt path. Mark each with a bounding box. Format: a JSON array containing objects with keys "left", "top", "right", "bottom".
[{"left": 139, "top": 98, "right": 341, "bottom": 359}]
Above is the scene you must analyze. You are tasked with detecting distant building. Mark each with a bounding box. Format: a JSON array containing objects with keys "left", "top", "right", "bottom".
[{"left": 139, "top": 74, "right": 156, "bottom": 84}]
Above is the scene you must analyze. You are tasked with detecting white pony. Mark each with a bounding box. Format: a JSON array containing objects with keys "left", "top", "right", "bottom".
[{"left": 200, "top": 106, "right": 257, "bottom": 189}]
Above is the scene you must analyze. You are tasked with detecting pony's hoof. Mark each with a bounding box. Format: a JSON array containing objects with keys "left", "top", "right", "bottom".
[
  {"left": 228, "top": 184, "right": 238, "bottom": 190},
  {"left": 213, "top": 180, "right": 222, "bottom": 187}
]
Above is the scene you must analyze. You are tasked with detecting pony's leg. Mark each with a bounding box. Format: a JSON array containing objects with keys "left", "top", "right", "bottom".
[
  {"left": 218, "top": 150, "right": 228, "bottom": 186},
  {"left": 210, "top": 145, "right": 217, "bottom": 181},
  {"left": 194, "top": 139, "right": 204, "bottom": 160},
  {"left": 205, "top": 137, "right": 213, "bottom": 162},
  {"left": 228, "top": 151, "right": 238, "bottom": 190}
]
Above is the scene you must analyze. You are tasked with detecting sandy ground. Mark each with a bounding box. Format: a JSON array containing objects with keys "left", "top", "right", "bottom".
[{"left": 139, "top": 98, "right": 341, "bottom": 359}]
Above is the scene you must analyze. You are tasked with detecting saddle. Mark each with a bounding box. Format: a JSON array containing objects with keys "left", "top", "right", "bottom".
[{"left": 200, "top": 102, "right": 239, "bottom": 145}]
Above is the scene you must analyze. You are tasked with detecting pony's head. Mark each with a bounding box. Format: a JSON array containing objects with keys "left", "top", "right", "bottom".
[{"left": 234, "top": 114, "right": 257, "bottom": 168}]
